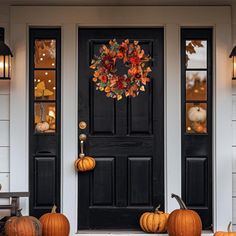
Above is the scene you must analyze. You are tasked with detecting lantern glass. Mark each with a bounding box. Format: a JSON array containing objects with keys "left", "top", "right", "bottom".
[
  {"left": 233, "top": 55, "right": 236, "bottom": 79},
  {"left": 0, "top": 55, "right": 3, "bottom": 77},
  {"left": 0, "top": 55, "right": 11, "bottom": 79}
]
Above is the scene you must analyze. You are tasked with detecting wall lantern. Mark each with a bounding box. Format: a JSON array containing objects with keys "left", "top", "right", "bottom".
[
  {"left": 230, "top": 46, "right": 236, "bottom": 80},
  {"left": 0, "top": 41, "right": 13, "bottom": 80}
]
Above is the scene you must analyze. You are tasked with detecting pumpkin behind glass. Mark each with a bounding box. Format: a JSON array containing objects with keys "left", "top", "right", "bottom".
[
  {"left": 39, "top": 205, "right": 70, "bottom": 236},
  {"left": 167, "top": 194, "right": 202, "bottom": 236},
  {"left": 5, "top": 209, "right": 42, "bottom": 236}
]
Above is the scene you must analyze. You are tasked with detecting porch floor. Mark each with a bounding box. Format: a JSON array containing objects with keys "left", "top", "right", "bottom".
[{"left": 78, "top": 230, "right": 213, "bottom": 235}]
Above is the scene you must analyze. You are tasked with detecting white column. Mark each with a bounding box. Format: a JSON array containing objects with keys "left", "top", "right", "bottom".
[
  {"left": 165, "top": 24, "right": 182, "bottom": 213},
  {"left": 214, "top": 23, "right": 232, "bottom": 231},
  {"left": 61, "top": 23, "right": 78, "bottom": 235}
]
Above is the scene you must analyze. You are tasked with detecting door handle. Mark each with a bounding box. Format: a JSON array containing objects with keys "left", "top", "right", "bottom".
[{"left": 79, "top": 134, "right": 87, "bottom": 158}]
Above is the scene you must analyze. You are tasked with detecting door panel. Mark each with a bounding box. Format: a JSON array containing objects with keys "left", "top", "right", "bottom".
[{"left": 78, "top": 28, "right": 164, "bottom": 229}]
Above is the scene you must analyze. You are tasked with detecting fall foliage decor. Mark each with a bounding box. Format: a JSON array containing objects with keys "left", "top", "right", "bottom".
[
  {"left": 39, "top": 205, "right": 70, "bottom": 236},
  {"left": 167, "top": 193, "right": 202, "bottom": 236},
  {"left": 139, "top": 205, "right": 169, "bottom": 233},
  {"left": 214, "top": 222, "right": 236, "bottom": 236},
  {"left": 74, "top": 156, "right": 96, "bottom": 172},
  {"left": 90, "top": 39, "right": 152, "bottom": 100},
  {"left": 5, "top": 209, "right": 42, "bottom": 236}
]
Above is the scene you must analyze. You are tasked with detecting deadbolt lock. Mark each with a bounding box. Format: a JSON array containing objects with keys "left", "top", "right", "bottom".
[{"left": 79, "top": 121, "right": 87, "bottom": 130}]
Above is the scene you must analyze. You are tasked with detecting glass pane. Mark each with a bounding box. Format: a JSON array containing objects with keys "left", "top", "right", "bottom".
[
  {"left": 186, "top": 103, "right": 207, "bottom": 134},
  {"left": 186, "top": 71, "right": 207, "bottom": 101},
  {"left": 34, "top": 39, "right": 56, "bottom": 68},
  {"left": 0, "top": 55, "right": 3, "bottom": 77},
  {"left": 35, "top": 102, "right": 56, "bottom": 133},
  {"left": 186, "top": 40, "right": 207, "bottom": 69},
  {"left": 34, "top": 70, "right": 56, "bottom": 100}
]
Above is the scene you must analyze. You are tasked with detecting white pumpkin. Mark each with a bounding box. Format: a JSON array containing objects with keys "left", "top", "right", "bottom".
[
  {"left": 36, "top": 121, "right": 50, "bottom": 132},
  {"left": 188, "top": 106, "right": 206, "bottom": 123}
]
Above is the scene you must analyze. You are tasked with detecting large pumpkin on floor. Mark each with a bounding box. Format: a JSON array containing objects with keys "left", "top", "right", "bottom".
[
  {"left": 5, "top": 209, "right": 42, "bottom": 236},
  {"left": 74, "top": 156, "right": 96, "bottom": 172},
  {"left": 214, "top": 222, "right": 236, "bottom": 235},
  {"left": 39, "top": 205, "right": 70, "bottom": 236},
  {"left": 167, "top": 193, "right": 202, "bottom": 236},
  {"left": 139, "top": 205, "right": 169, "bottom": 233}
]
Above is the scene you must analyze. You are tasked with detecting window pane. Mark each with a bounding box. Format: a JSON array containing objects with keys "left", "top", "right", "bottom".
[
  {"left": 186, "top": 40, "right": 207, "bottom": 69},
  {"left": 34, "top": 70, "right": 56, "bottom": 100},
  {"left": 186, "top": 71, "right": 207, "bottom": 101},
  {"left": 186, "top": 103, "right": 207, "bottom": 134},
  {"left": 34, "top": 102, "right": 56, "bottom": 133},
  {"left": 34, "top": 39, "right": 56, "bottom": 68}
]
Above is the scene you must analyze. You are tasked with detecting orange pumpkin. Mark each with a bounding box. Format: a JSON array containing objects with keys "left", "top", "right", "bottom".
[
  {"left": 5, "top": 209, "right": 42, "bottom": 236},
  {"left": 74, "top": 156, "right": 96, "bottom": 172},
  {"left": 214, "top": 222, "right": 236, "bottom": 236},
  {"left": 167, "top": 193, "right": 202, "bottom": 236},
  {"left": 139, "top": 205, "right": 169, "bottom": 233},
  {"left": 39, "top": 205, "right": 70, "bottom": 236}
]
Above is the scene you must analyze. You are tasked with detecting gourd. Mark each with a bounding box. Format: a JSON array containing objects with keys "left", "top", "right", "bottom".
[
  {"left": 5, "top": 209, "right": 42, "bottom": 236},
  {"left": 214, "top": 222, "right": 236, "bottom": 236},
  {"left": 74, "top": 156, "right": 96, "bottom": 172},
  {"left": 139, "top": 205, "right": 169, "bottom": 233},
  {"left": 167, "top": 193, "right": 202, "bottom": 236},
  {"left": 36, "top": 121, "right": 50, "bottom": 132},
  {"left": 188, "top": 106, "right": 206, "bottom": 123},
  {"left": 39, "top": 205, "right": 70, "bottom": 236}
]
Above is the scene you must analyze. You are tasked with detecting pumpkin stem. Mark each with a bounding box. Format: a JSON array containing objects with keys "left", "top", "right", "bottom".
[
  {"left": 51, "top": 205, "right": 57, "bottom": 213},
  {"left": 227, "top": 222, "right": 232, "bottom": 232},
  {"left": 16, "top": 208, "right": 23, "bottom": 217},
  {"left": 171, "top": 193, "right": 188, "bottom": 210},
  {"left": 154, "top": 204, "right": 161, "bottom": 213}
]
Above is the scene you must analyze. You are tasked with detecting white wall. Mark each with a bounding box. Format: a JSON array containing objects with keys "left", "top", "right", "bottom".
[{"left": 0, "top": 6, "right": 10, "bottom": 206}]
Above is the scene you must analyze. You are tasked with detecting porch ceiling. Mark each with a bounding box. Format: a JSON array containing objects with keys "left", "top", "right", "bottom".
[{"left": 0, "top": 0, "right": 234, "bottom": 6}]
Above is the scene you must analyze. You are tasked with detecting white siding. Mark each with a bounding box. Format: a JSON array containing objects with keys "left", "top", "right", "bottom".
[
  {"left": 232, "top": 2, "right": 236, "bottom": 230},
  {"left": 0, "top": 83, "right": 10, "bottom": 195}
]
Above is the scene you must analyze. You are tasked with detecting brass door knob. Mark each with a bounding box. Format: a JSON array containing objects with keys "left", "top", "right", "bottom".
[{"left": 79, "top": 121, "right": 87, "bottom": 130}]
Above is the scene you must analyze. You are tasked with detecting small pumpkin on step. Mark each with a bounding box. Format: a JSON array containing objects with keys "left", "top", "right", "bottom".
[
  {"left": 74, "top": 156, "right": 96, "bottom": 172},
  {"left": 139, "top": 205, "right": 169, "bottom": 233},
  {"left": 5, "top": 209, "right": 42, "bottom": 236},
  {"left": 167, "top": 193, "right": 202, "bottom": 236},
  {"left": 214, "top": 222, "right": 236, "bottom": 236}
]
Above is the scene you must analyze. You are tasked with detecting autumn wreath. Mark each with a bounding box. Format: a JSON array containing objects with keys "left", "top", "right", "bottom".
[{"left": 90, "top": 39, "right": 152, "bottom": 100}]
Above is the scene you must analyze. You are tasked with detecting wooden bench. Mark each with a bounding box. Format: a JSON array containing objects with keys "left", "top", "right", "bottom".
[{"left": 0, "top": 192, "right": 30, "bottom": 233}]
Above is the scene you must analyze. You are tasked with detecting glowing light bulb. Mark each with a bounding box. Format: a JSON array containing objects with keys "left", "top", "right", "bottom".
[
  {"left": 200, "top": 87, "right": 205, "bottom": 91},
  {"left": 37, "top": 79, "right": 40, "bottom": 82},
  {"left": 187, "top": 126, "right": 192, "bottom": 131},
  {"left": 194, "top": 89, "right": 199, "bottom": 93},
  {"left": 42, "top": 53, "right": 46, "bottom": 56},
  {"left": 45, "top": 72, "right": 48, "bottom": 75},
  {"left": 52, "top": 63, "right": 55, "bottom": 66},
  {"left": 48, "top": 80, "right": 51, "bottom": 83},
  {"left": 40, "top": 58, "right": 43, "bottom": 61},
  {"left": 53, "top": 87, "right": 56, "bottom": 90},
  {"left": 35, "top": 87, "right": 37, "bottom": 90},
  {"left": 34, "top": 79, "right": 36, "bottom": 82}
]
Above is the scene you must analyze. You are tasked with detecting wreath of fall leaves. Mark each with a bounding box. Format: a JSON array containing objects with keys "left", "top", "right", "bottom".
[{"left": 90, "top": 39, "right": 152, "bottom": 100}]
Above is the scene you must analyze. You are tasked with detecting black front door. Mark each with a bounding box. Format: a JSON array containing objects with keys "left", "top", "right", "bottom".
[{"left": 78, "top": 28, "right": 164, "bottom": 230}]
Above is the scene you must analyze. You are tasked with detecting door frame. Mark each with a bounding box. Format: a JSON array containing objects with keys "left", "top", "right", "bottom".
[{"left": 9, "top": 6, "right": 232, "bottom": 235}]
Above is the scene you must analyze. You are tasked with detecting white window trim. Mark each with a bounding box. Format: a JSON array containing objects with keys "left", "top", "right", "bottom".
[{"left": 10, "top": 6, "right": 232, "bottom": 235}]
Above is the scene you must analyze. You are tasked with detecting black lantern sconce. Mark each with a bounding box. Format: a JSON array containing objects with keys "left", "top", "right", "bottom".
[
  {"left": 230, "top": 46, "right": 236, "bottom": 80},
  {"left": 0, "top": 41, "right": 13, "bottom": 80}
]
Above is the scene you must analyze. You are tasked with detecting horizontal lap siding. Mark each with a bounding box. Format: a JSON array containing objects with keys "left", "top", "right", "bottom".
[{"left": 0, "top": 82, "right": 10, "bottom": 203}]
